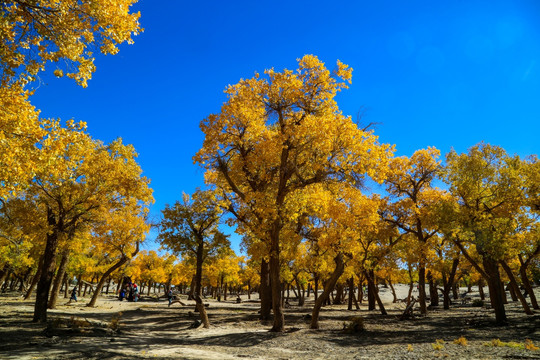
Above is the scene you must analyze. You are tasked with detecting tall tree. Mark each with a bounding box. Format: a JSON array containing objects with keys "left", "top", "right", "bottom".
[
  {"left": 29, "top": 121, "right": 152, "bottom": 322},
  {"left": 382, "top": 147, "right": 445, "bottom": 315},
  {"left": 195, "top": 55, "right": 392, "bottom": 331},
  {"left": 158, "top": 189, "right": 229, "bottom": 328},
  {"left": 443, "top": 143, "right": 525, "bottom": 324}
]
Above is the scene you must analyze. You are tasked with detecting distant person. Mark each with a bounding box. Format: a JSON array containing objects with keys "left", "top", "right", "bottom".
[
  {"left": 133, "top": 284, "right": 139, "bottom": 302},
  {"left": 119, "top": 288, "right": 126, "bottom": 301},
  {"left": 70, "top": 287, "right": 78, "bottom": 302},
  {"left": 168, "top": 288, "right": 174, "bottom": 306}
]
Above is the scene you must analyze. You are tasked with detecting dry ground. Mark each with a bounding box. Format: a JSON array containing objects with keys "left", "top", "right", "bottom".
[{"left": 1, "top": 285, "right": 539, "bottom": 359}]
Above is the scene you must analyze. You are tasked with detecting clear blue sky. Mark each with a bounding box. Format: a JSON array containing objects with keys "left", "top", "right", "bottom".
[{"left": 31, "top": 0, "right": 540, "bottom": 253}]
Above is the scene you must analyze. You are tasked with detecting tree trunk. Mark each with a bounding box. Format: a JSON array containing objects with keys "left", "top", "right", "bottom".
[
  {"left": 357, "top": 281, "right": 363, "bottom": 304},
  {"left": 478, "top": 278, "right": 485, "bottom": 300},
  {"left": 518, "top": 254, "right": 539, "bottom": 309},
  {"left": 18, "top": 268, "right": 31, "bottom": 292},
  {"left": 33, "top": 208, "right": 61, "bottom": 323},
  {"left": 483, "top": 257, "right": 507, "bottom": 325},
  {"left": 314, "top": 275, "right": 319, "bottom": 301},
  {"left": 78, "top": 276, "right": 83, "bottom": 297},
  {"left": 388, "top": 279, "right": 397, "bottom": 303},
  {"left": 366, "top": 270, "right": 387, "bottom": 315},
  {"left": 418, "top": 260, "right": 427, "bottom": 315},
  {"left": 48, "top": 250, "right": 70, "bottom": 309},
  {"left": 0, "top": 265, "right": 9, "bottom": 289},
  {"left": 295, "top": 277, "right": 305, "bottom": 306},
  {"left": 407, "top": 265, "right": 414, "bottom": 305},
  {"left": 333, "top": 283, "right": 344, "bottom": 304},
  {"left": 501, "top": 280, "right": 508, "bottom": 304},
  {"left": 63, "top": 273, "right": 69, "bottom": 298},
  {"left": 88, "top": 256, "right": 130, "bottom": 307},
  {"left": 427, "top": 270, "right": 438, "bottom": 307},
  {"left": 442, "top": 258, "right": 459, "bottom": 310},
  {"left": 195, "top": 242, "right": 209, "bottom": 328},
  {"left": 259, "top": 259, "right": 272, "bottom": 320},
  {"left": 269, "top": 222, "right": 284, "bottom": 332},
  {"left": 367, "top": 270, "right": 376, "bottom": 311},
  {"left": 500, "top": 260, "right": 533, "bottom": 315},
  {"left": 348, "top": 277, "right": 354, "bottom": 310},
  {"left": 310, "top": 253, "right": 344, "bottom": 329},
  {"left": 452, "top": 280, "right": 459, "bottom": 300},
  {"left": 507, "top": 282, "right": 518, "bottom": 301},
  {"left": 24, "top": 255, "right": 45, "bottom": 300}
]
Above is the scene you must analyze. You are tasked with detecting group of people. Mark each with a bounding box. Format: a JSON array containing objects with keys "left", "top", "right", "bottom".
[{"left": 119, "top": 282, "right": 139, "bottom": 302}]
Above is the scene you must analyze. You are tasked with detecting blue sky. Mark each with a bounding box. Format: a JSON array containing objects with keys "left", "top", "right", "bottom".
[{"left": 31, "top": 1, "right": 540, "bottom": 254}]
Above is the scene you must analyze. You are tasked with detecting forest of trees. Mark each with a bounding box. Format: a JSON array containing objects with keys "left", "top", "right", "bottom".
[{"left": 0, "top": 0, "right": 538, "bottom": 334}]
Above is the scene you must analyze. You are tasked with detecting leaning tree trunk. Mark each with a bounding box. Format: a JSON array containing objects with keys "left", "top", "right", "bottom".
[
  {"left": 310, "top": 253, "right": 344, "bottom": 329},
  {"left": 33, "top": 208, "right": 61, "bottom": 323},
  {"left": 455, "top": 238, "right": 507, "bottom": 324},
  {"left": 388, "top": 279, "right": 397, "bottom": 303},
  {"left": 48, "top": 249, "right": 70, "bottom": 309},
  {"left": 88, "top": 256, "right": 127, "bottom": 307},
  {"left": 500, "top": 260, "right": 533, "bottom": 315},
  {"left": 0, "top": 265, "right": 9, "bottom": 289},
  {"left": 507, "top": 282, "right": 518, "bottom": 301},
  {"left": 24, "top": 255, "right": 45, "bottom": 300},
  {"left": 519, "top": 253, "right": 539, "bottom": 310}
]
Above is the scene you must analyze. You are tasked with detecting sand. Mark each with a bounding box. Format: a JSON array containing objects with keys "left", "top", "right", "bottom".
[{"left": 1, "top": 284, "right": 539, "bottom": 359}]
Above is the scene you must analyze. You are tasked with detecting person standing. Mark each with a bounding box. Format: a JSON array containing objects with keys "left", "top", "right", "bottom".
[
  {"left": 70, "top": 287, "right": 78, "bottom": 302},
  {"left": 168, "top": 288, "right": 173, "bottom": 306}
]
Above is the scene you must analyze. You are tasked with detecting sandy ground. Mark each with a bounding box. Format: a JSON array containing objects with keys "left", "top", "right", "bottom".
[{"left": 1, "top": 285, "right": 539, "bottom": 359}]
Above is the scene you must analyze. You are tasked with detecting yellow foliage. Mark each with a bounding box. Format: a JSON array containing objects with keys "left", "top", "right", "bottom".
[
  {"left": 432, "top": 339, "right": 445, "bottom": 351},
  {"left": 0, "top": 0, "right": 141, "bottom": 86},
  {"left": 525, "top": 339, "right": 539, "bottom": 351},
  {"left": 0, "top": 84, "right": 45, "bottom": 199},
  {"left": 453, "top": 336, "right": 468, "bottom": 346}
]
